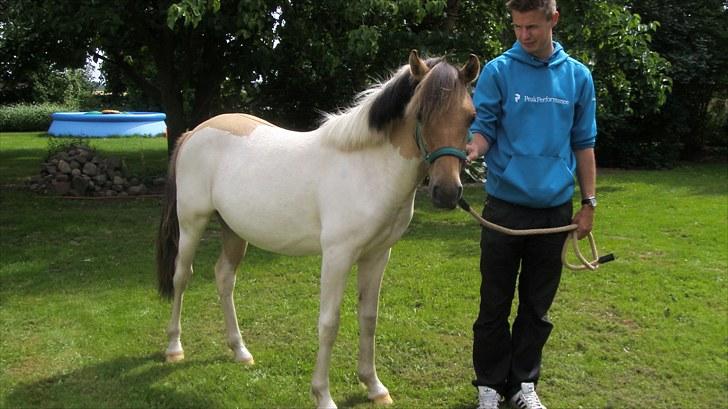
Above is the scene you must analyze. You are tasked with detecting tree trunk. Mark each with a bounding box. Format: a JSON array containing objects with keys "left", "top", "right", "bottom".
[
  {"left": 150, "top": 24, "right": 187, "bottom": 155},
  {"left": 445, "top": 0, "right": 460, "bottom": 31}
]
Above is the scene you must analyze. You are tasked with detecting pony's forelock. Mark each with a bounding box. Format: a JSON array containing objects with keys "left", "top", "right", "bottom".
[{"left": 407, "top": 62, "right": 468, "bottom": 125}]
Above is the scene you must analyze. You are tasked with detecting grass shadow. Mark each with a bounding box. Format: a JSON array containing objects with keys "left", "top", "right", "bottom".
[{"left": 4, "top": 354, "right": 226, "bottom": 409}]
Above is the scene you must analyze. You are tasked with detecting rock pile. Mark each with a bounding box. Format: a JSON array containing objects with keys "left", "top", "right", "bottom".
[{"left": 28, "top": 143, "right": 162, "bottom": 197}]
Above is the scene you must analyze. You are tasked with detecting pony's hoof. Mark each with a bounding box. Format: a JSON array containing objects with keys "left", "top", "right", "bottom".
[
  {"left": 165, "top": 351, "right": 185, "bottom": 363},
  {"left": 372, "top": 393, "right": 393, "bottom": 405},
  {"left": 233, "top": 348, "right": 255, "bottom": 365}
]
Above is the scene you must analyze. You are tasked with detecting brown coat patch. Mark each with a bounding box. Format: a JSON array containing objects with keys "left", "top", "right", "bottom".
[
  {"left": 389, "top": 120, "right": 421, "bottom": 160},
  {"left": 192, "top": 114, "right": 276, "bottom": 137}
]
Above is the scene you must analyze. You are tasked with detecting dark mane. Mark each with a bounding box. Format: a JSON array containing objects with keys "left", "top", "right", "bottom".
[{"left": 368, "top": 58, "right": 443, "bottom": 131}]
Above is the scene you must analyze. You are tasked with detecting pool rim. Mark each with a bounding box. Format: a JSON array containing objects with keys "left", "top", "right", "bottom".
[{"left": 50, "top": 111, "right": 166, "bottom": 123}]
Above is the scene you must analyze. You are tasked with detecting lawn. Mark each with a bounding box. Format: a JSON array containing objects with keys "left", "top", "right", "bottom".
[{"left": 1, "top": 132, "right": 726, "bottom": 408}]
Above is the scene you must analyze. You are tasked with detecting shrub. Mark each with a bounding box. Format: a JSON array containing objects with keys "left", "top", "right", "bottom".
[{"left": 0, "top": 103, "right": 77, "bottom": 132}]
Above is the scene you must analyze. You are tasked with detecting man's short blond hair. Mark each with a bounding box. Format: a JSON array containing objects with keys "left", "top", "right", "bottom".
[{"left": 505, "top": 0, "right": 557, "bottom": 19}]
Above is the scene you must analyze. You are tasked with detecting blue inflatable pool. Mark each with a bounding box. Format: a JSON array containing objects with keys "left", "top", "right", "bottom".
[{"left": 48, "top": 111, "right": 167, "bottom": 138}]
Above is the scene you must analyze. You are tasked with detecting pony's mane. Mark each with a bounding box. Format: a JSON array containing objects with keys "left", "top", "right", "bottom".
[{"left": 320, "top": 57, "right": 465, "bottom": 151}]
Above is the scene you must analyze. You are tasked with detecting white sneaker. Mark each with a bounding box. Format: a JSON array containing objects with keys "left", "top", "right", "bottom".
[
  {"left": 510, "top": 382, "right": 547, "bottom": 409},
  {"left": 477, "top": 386, "right": 503, "bottom": 409}
]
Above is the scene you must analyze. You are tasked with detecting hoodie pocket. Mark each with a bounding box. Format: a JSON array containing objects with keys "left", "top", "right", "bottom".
[{"left": 501, "top": 155, "right": 573, "bottom": 205}]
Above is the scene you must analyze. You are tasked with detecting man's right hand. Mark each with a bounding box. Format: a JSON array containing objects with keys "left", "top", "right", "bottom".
[{"left": 466, "top": 132, "right": 490, "bottom": 162}]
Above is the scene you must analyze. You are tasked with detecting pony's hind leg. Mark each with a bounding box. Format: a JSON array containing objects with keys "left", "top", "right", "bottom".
[
  {"left": 166, "top": 212, "right": 210, "bottom": 362},
  {"left": 215, "top": 216, "right": 253, "bottom": 364},
  {"left": 356, "top": 248, "right": 393, "bottom": 405}
]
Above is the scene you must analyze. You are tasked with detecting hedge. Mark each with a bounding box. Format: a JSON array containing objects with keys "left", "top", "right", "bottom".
[{"left": 0, "top": 103, "right": 76, "bottom": 132}]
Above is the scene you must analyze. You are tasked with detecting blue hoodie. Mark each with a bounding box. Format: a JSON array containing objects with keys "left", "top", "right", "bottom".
[{"left": 470, "top": 41, "right": 597, "bottom": 208}]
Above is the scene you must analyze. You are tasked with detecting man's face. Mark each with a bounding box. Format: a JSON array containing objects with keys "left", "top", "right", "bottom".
[{"left": 511, "top": 9, "right": 559, "bottom": 60}]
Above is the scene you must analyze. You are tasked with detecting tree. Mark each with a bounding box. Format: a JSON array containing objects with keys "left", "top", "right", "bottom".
[
  {"left": 2, "top": 0, "right": 278, "bottom": 152},
  {"left": 627, "top": 0, "right": 728, "bottom": 161},
  {"left": 557, "top": 0, "right": 673, "bottom": 167},
  {"left": 238, "top": 0, "right": 508, "bottom": 130},
  {"left": 2, "top": 0, "right": 677, "bottom": 168}
]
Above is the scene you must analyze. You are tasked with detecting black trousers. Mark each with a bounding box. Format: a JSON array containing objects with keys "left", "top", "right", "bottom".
[{"left": 472, "top": 196, "right": 572, "bottom": 398}]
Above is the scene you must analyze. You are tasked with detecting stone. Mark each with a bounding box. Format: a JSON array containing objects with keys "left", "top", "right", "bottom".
[
  {"left": 128, "top": 184, "right": 148, "bottom": 195},
  {"left": 52, "top": 180, "right": 71, "bottom": 195},
  {"left": 29, "top": 143, "right": 162, "bottom": 198},
  {"left": 82, "top": 162, "right": 98, "bottom": 176},
  {"left": 76, "top": 149, "right": 91, "bottom": 163},
  {"left": 107, "top": 156, "right": 121, "bottom": 169},
  {"left": 58, "top": 160, "right": 72, "bottom": 174},
  {"left": 72, "top": 177, "right": 90, "bottom": 194}
]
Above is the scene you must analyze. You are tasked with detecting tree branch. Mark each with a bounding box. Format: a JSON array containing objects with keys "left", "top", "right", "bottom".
[{"left": 92, "top": 51, "right": 161, "bottom": 102}]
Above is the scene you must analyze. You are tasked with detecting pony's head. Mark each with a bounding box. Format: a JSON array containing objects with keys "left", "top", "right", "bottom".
[
  {"left": 323, "top": 49, "right": 479, "bottom": 209},
  {"left": 405, "top": 50, "right": 480, "bottom": 209}
]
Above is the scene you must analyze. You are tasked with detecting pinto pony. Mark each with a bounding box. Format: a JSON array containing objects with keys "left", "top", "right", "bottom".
[{"left": 156, "top": 50, "right": 479, "bottom": 408}]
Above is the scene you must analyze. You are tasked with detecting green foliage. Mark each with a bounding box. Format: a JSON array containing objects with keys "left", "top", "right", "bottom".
[
  {"left": 557, "top": 0, "right": 673, "bottom": 167},
  {"left": 250, "top": 0, "right": 507, "bottom": 129},
  {"left": 167, "top": 0, "right": 221, "bottom": 28},
  {"left": 0, "top": 103, "right": 75, "bottom": 132},
  {"left": 30, "top": 68, "right": 96, "bottom": 106},
  {"left": 0, "top": 1, "right": 91, "bottom": 104},
  {"left": 706, "top": 96, "right": 728, "bottom": 147},
  {"left": 627, "top": 0, "right": 728, "bottom": 160}
]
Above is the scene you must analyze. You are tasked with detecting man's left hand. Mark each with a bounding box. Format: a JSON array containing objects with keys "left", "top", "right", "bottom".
[{"left": 572, "top": 207, "right": 594, "bottom": 239}]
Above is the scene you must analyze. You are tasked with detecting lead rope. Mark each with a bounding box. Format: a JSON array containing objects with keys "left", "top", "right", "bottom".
[{"left": 458, "top": 198, "right": 615, "bottom": 271}]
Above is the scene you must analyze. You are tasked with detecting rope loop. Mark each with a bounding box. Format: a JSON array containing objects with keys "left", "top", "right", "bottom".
[{"left": 458, "top": 198, "right": 614, "bottom": 271}]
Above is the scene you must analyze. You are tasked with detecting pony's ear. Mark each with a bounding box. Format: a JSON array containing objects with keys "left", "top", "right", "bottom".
[
  {"left": 459, "top": 54, "right": 480, "bottom": 84},
  {"left": 409, "top": 50, "right": 430, "bottom": 81}
]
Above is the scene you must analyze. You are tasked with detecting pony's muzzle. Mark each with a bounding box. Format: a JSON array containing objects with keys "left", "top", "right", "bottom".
[{"left": 431, "top": 183, "right": 463, "bottom": 209}]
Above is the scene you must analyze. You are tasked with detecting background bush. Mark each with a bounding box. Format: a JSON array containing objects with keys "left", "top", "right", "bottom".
[{"left": 0, "top": 103, "right": 76, "bottom": 132}]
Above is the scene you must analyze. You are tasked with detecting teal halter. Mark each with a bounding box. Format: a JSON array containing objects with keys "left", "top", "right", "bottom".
[{"left": 415, "top": 121, "right": 472, "bottom": 164}]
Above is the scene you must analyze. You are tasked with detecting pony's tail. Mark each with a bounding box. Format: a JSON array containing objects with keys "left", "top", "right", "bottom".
[{"left": 156, "top": 133, "right": 188, "bottom": 301}]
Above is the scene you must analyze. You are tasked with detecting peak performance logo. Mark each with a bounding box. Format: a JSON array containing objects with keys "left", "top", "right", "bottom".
[{"left": 514, "top": 93, "right": 570, "bottom": 105}]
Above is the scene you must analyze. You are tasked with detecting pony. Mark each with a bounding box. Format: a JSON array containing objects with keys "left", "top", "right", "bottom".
[{"left": 156, "top": 50, "right": 479, "bottom": 408}]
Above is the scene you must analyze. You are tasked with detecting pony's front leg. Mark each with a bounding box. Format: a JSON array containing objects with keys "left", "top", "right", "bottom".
[
  {"left": 311, "top": 248, "right": 357, "bottom": 409},
  {"left": 356, "top": 248, "right": 393, "bottom": 405}
]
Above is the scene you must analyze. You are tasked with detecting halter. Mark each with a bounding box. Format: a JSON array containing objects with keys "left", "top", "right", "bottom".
[{"left": 415, "top": 121, "right": 472, "bottom": 164}]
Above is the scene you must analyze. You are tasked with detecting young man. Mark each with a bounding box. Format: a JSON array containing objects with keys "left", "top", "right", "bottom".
[{"left": 465, "top": 1, "right": 597, "bottom": 408}]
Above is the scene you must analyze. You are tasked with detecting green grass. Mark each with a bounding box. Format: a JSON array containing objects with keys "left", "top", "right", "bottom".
[{"left": 1, "top": 132, "right": 726, "bottom": 408}]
